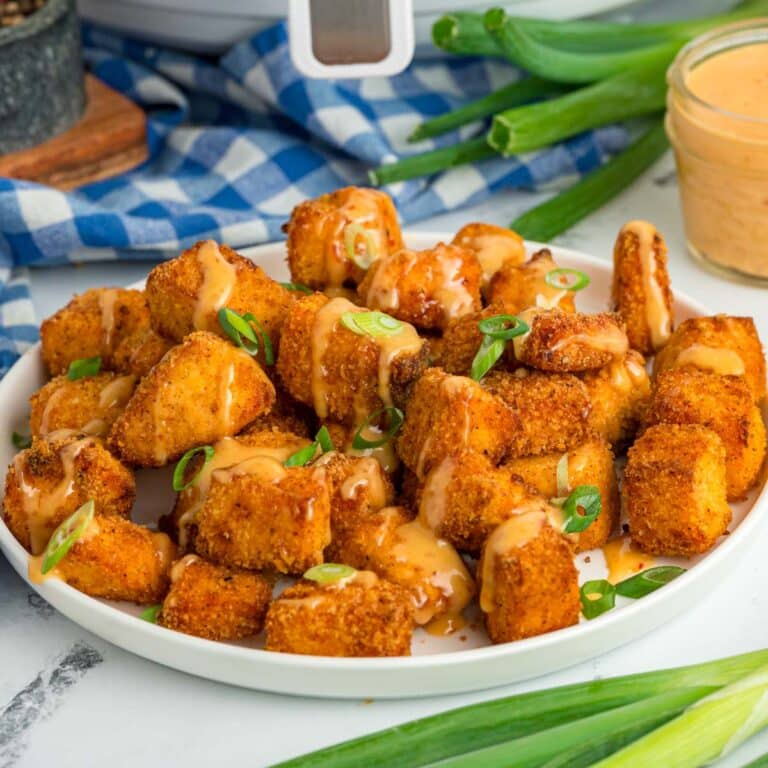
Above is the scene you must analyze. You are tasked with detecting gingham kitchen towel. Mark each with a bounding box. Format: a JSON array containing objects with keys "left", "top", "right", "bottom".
[{"left": 0, "top": 20, "right": 629, "bottom": 376}]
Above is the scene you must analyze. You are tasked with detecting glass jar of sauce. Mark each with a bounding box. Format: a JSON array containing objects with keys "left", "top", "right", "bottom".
[{"left": 666, "top": 20, "right": 768, "bottom": 282}]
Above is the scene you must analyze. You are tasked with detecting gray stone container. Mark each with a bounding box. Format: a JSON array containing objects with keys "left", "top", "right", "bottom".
[{"left": 0, "top": 0, "right": 85, "bottom": 154}]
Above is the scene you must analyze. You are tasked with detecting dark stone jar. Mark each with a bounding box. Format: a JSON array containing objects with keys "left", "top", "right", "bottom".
[{"left": 0, "top": 0, "right": 85, "bottom": 154}]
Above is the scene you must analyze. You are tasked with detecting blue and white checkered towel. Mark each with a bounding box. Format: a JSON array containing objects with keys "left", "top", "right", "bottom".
[{"left": 0, "top": 20, "right": 629, "bottom": 376}]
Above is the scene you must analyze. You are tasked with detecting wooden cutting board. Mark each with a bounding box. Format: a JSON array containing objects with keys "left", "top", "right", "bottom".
[{"left": 0, "top": 74, "right": 149, "bottom": 190}]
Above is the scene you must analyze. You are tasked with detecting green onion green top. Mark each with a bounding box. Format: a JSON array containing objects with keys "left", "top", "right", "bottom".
[
  {"left": 340, "top": 311, "right": 403, "bottom": 337},
  {"left": 545, "top": 268, "right": 591, "bottom": 292},
  {"left": 344, "top": 223, "right": 380, "bottom": 269},
  {"left": 140, "top": 604, "right": 162, "bottom": 624},
  {"left": 67, "top": 356, "right": 102, "bottom": 381},
  {"left": 217, "top": 307, "right": 274, "bottom": 364},
  {"left": 284, "top": 427, "right": 335, "bottom": 468},
  {"left": 615, "top": 566, "right": 686, "bottom": 599},
  {"left": 562, "top": 485, "right": 601, "bottom": 533},
  {"left": 477, "top": 314, "right": 530, "bottom": 340},
  {"left": 11, "top": 432, "right": 31, "bottom": 450},
  {"left": 352, "top": 406, "right": 404, "bottom": 450},
  {"left": 280, "top": 282, "right": 313, "bottom": 294},
  {"left": 41, "top": 499, "right": 95, "bottom": 575},
  {"left": 173, "top": 445, "right": 215, "bottom": 492},
  {"left": 580, "top": 579, "right": 616, "bottom": 620},
  {"left": 303, "top": 563, "right": 357, "bottom": 584}
]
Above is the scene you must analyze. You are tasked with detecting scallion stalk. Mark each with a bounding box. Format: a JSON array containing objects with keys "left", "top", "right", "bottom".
[
  {"left": 741, "top": 753, "right": 768, "bottom": 768},
  {"left": 431, "top": 12, "right": 504, "bottom": 57}
]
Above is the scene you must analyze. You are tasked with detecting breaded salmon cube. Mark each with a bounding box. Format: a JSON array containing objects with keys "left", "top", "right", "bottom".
[
  {"left": 356, "top": 242, "right": 482, "bottom": 331},
  {"left": 397, "top": 368, "right": 519, "bottom": 478},
  {"left": 580, "top": 350, "right": 651, "bottom": 447},
  {"left": 3, "top": 435, "right": 135, "bottom": 554},
  {"left": 452, "top": 222, "right": 526, "bottom": 289},
  {"left": 239, "top": 385, "right": 316, "bottom": 439},
  {"left": 108, "top": 331, "right": 275, "bottom": 467},
  {"left": 144, "top": 240, "right": 294, "bottom": 359},
  {"left": 111, "top": 326, "right": 174, "bottom": 378},
  {"left": 265, "top": 570, "right": 413, "bottom": 657},
  {"left": 653, "top": 315, "right": 766, "bottom": 403},
  {"left": 29, "top": 372, "right": 137, "bottom": 439},
  {"left": 284, "top": 186, "right": 404, "bottom": 289},
  {"left": 481, "top": 370, "right": 592, "bottom": 459},
  {"left": 645, "top": 368, "right": 766, "bottom": 500},
  {"left": 276, "top": 293, "right": 427, "bottom": 424},
  {"left": 54, "top": 515, "right": 175, "bottom": 604},
  {"left": 40, "top": 287, "right": 154, "bottom": 376},
  {"left": 502, "top": 437, "right": 620, "bottom": 552},
  {"left": 195, "top": 462, "right": 331, "bottom": 575},
  {"left": 487, "top": 249, "right": 577, "bottom": 315},
  {"left": 514, "top": 309, "right": 629, "bottom": 372},
  {"left": 328, "top": 506, "right": 475, "bottom": 628},
  {"left": 414, "top": 450, "right": 544, "bottom": 553},
  {"left": 612, "top": 220, "right": 674, "bottom": 355},
  {"left": 158, "top": 555, "right": 271, "bottom": 641},
  {"left": 624, "top": 423, "right": 731, "bottom": 555},
  {"left": 479, "top": 513, "right": 580, "bottom": 642}
]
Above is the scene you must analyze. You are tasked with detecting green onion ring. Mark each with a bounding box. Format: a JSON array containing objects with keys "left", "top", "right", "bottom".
[
  {"left": 580, "top": 579, "right": 616, "bottom": 620},
  {"left": 352, "top": 406, "right": 404, "bottom": 450},
  {"left": 470, "top": 335, "right": 506, "bottom": 382},
  {"left": 304, "top": 563, "right": 357, "bottom": 584},
  {"left": 315, "top": 425, "right": 335, "bottom": 454},
  {"left": 140, "top": 604, "right": 162, "bottom": 623},
  {"left": 67, "top": 356, "right": 102, "bottom": 381},
  {"left": 173, "top": 445, "right": 215, "bottom": 492},
  {"left": 217, "top": 306, "right": 259, "bottom": 355},
  {"left": 477, "top": 314, "right": 529, "bottom": 341},
  {"left": 544, "top": 268, "right": 591, "bottom": 292},
  {"left": 280, "top": 282, "right": 312, "bottom": 294},
  {"left": 284, "top": 427, "right": 335, "bottom": 468},
  {"left": 11, "top": 432, "right": 31, "bottom": 450},
  {"left": 562, "top": 484, "right": 601, "bottom": 533},
  {"left": 41, "top": 499, "right": 95, "bottom": 575},
  {"left": 244, "top": 313, "right": 274, "bottom": 366},
  {"left": 615, "top": 566, "right": 686, "bottom": 599},
  {"left": 344, "top": 222, "right": 380, "bottom": 269},
  {"left": 340, "top": 310, "right": 403, "bottom": 337}
]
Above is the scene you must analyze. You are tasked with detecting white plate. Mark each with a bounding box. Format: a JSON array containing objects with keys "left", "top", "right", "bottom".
[{"left": 1, "top": 233, "right": 765, "bottom": 699}]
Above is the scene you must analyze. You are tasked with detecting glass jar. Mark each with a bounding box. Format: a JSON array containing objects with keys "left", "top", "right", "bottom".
[{"left": 666, "top": 20, "right": 768, "bottom": 282}]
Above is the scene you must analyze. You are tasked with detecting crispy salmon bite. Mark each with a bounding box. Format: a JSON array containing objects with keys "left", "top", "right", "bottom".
[
  {"left": 29, "top": 372, "right": 137, "bottom": 439},
  {"left": 653, "top": 315, "right": 766, "bottom": 403},
  {"left": 3, "top": 435, "right": 135, "bottom": 554},
  {"left": 158, "top": 555, "right": 272, "bottom": 641},
  {"left": 644, "top": 368, "right": 766, "bottom": 500},
  {"left": 111, "top": 326, "right": 174, "bottom": 378},
  {"left": 108, "top": 331, "right": 276, "bottom": 467},
  {"left": 276, "top": 293, "right": 428, "bottom": 425},
  {"left": 624, "top": 423, "right": 731, "bottom": 556},
  {"left": 356, "top": 242, "right": 482, "bottom": 331},
  {"left": 284, "top": 186, "right": 404, "bottom": 290},
  {"left": 265, "top": 569, "right": 413, "bottom": 657},
  {"left": 451, "top": 222, "right": 526, "bottom": 290}
]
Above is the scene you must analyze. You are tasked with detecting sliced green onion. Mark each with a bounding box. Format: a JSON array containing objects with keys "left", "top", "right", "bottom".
[
  {"left": 280, "top": 282, "right": 313, "bottom": 294},
  {"left": 246, "top": 314, "right": 274, "bottom": 366},
  {"left": 344, "top": 223, "right": 380, "bottom": 269},
  {"left": 352, "top": 406, "right": 404, "bottom": 450},
  {"left": 303, "top": 563, "right": 357, "bottom": 584},
  {"left": 315, "top": 426, "right": 335, "bottom": 454},
  {"left": 741, "top": 753, "right": 768, "bottom": 768},
  {"left": 562, "top": 485, "right": 601, "bottom": 533},
  {"left": 284, "top": 428, "right": 334, "bottom": 468},
  {"left": 340, "top": 311, "right": 403, "bottom": 337},
  {"left": 12, "top": 432, "right": 31, "bottom": 450},
  {"left": 616, "top": 566, "right": 686, "bottom": 599},
  {"left": 556, "top": 453, "right": 570, "bottom": 497},
  {"left": 41, "top": 499, "right": 95, "bottom": 575},
  {"left": 173, "top": 445, "right": 215, "bottom": 492},
  {"left": 140, "top": 604, "right": 162, "bottom": 623},
  {"left": 67, "top": 356, "right": 101, "bottom": 381},
  {"left": 545, "top": 268, "right": 591, "bottom": 292},
  {"left": 470, "top": 335, "right": 506, "bottom": 382},
  {"left": 580, "top": 579, "right": 616, "bottom": 620},
  {"left": 477, "top": 314, "right": 529, "bottom": 341},
  {"left": 217, "top": 306, "right": 259, "bottom": 355}
]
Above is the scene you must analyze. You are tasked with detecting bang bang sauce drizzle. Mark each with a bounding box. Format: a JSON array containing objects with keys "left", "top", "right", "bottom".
[{"left": 192, "top": 240, "right": 237, "bottom": 332}]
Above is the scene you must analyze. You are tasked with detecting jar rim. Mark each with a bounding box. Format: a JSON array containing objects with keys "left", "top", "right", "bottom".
[{"left": 668, "top": 18, "right": 768, "bottom": 127}]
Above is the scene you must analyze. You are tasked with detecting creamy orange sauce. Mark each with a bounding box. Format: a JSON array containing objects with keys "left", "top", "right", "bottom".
[
  {"left": 152, "top": 531, "right": 176, "bottom": 573},
  {"left": 433, "top": 251, "right": 477, "bottom": 322},
  {"left": 46, "top": 420, "right": 107, "bottom": 442},
  {"left": 340, "top": 457, "right": 389, "bottom": 509},
  {"left": 603, "top": 535, "right": 656, "bottom": 583},
  {"left": 28, "top": 554, "right": 52, "bottom": 585},
  {"left": 512, "top": 307, "right": 542, "bottom": 359},
  {"left": 364, "top": 251, "right": 416, "bottom": 312},
  {"left": 98, "top": 374, "right": 136, "bottom": 410},
  {"left": 218, "top": 363, "right": 237, "bottom": 435},
  {"left": 170, "top": 553, "right": 200, "bottom": 582},
  {"left": 453, "top": 223, "right": 525, "bottom": 285},
  {"left": 608, "top": 350, "right": 650, "bottom": 393},
  {"left": 39, "top": 386, "right": 69, "bottom": 436},
  {"left": 674, "top": 344, "right": 746, "bottom": 376},
  {"left": 529, "top": 255, "right": 570, "bottom": 310},
  {"left": 346, "top": 426, "right": 400, "bottom": 474},
  {"left": 375, "top": 323, "right": 423, "bottom": 409},
  {"left": 98, "top": 288, "right": 120, "bottom": 353},
  {"left": 551, "top": 324, "right": 629, "bottom": 359},
  {"left": 192, "top": 240, "right": 237, "bottom": 331},
  {"left": 418, "top": 456, "right": 457, "bottom": 532}
]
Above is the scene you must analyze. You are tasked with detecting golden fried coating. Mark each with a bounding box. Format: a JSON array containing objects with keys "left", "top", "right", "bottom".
[
  {"left": 3, "top": 435, "right": 135, "bottom": 554},
  {"left": 479, "top": 514, "right": 580, "bottom": 643},
  {"left": 195, "top": 462, "right": 331, "bottom": 575},
  {"left": 55, "top": 516, "right": 174, "bottom": 604},
  {"left": 624, "top": 424, "right": 731, "bottom": 555},
  {"left": 397, "top": 368, "right": 519, "bottom": 478},
  {"left": 108, "top": 331, "right": 275, "bottom": 467},
  {"left": 481, "top": 370, "right": 592, "bottom": 459},
  {"left": 414, "top": 451, "right": 543, "bottom": 554},
  {"left": 265, "top": 571, "right": 413, "bottom": 657},
  {"left": 29, "top": 372, "right": 137, "bottom": 439},
  {"left": 612, "top": 220, "right": 674, "bottom": 355},
  {"left": 144, "top": 240, "right": 294, "bottom": 361},
  {"left": 487, "top": 249, "right": 577, "bottom": 315},
  {"left": 239, "top": 385, "right": 316, "bottom": 439},
  {"left": 502, "top": 437, "right": 620, "bottom": 552},
  {"left": 284, "top": 186, "right": 404, "bottom": 289},
  {"left": 653, "top": 315, "right": 766, "bottom": 403},
  {"left": 111, "top": 326, "right": 174, "bottom": 378},
  {"left": 328, "top": 506, "right": 475, "bottom": 627},
  {"left": 579, "top": 350, "right": 651, "bottom": 447},
  {"left": 159, "top": 555, "right": 271, "bottom": 641},
  {"left": 356, "top": 242, "right": 482, "bottom": 331},
  {"left": 645, "top": 368, "right": 766, "bottom": 500},
  {"left": 40, "top": 287, "right": 154, "bottom": 376},
  {"left": 452, "top": 222, "right": 526, "bottom": 289},
  {"left": 276, "top": 294, "right": 427, "bottom": 425},
  {"left": 514, "top": 309, "right": 629, "bottom": 372}
]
